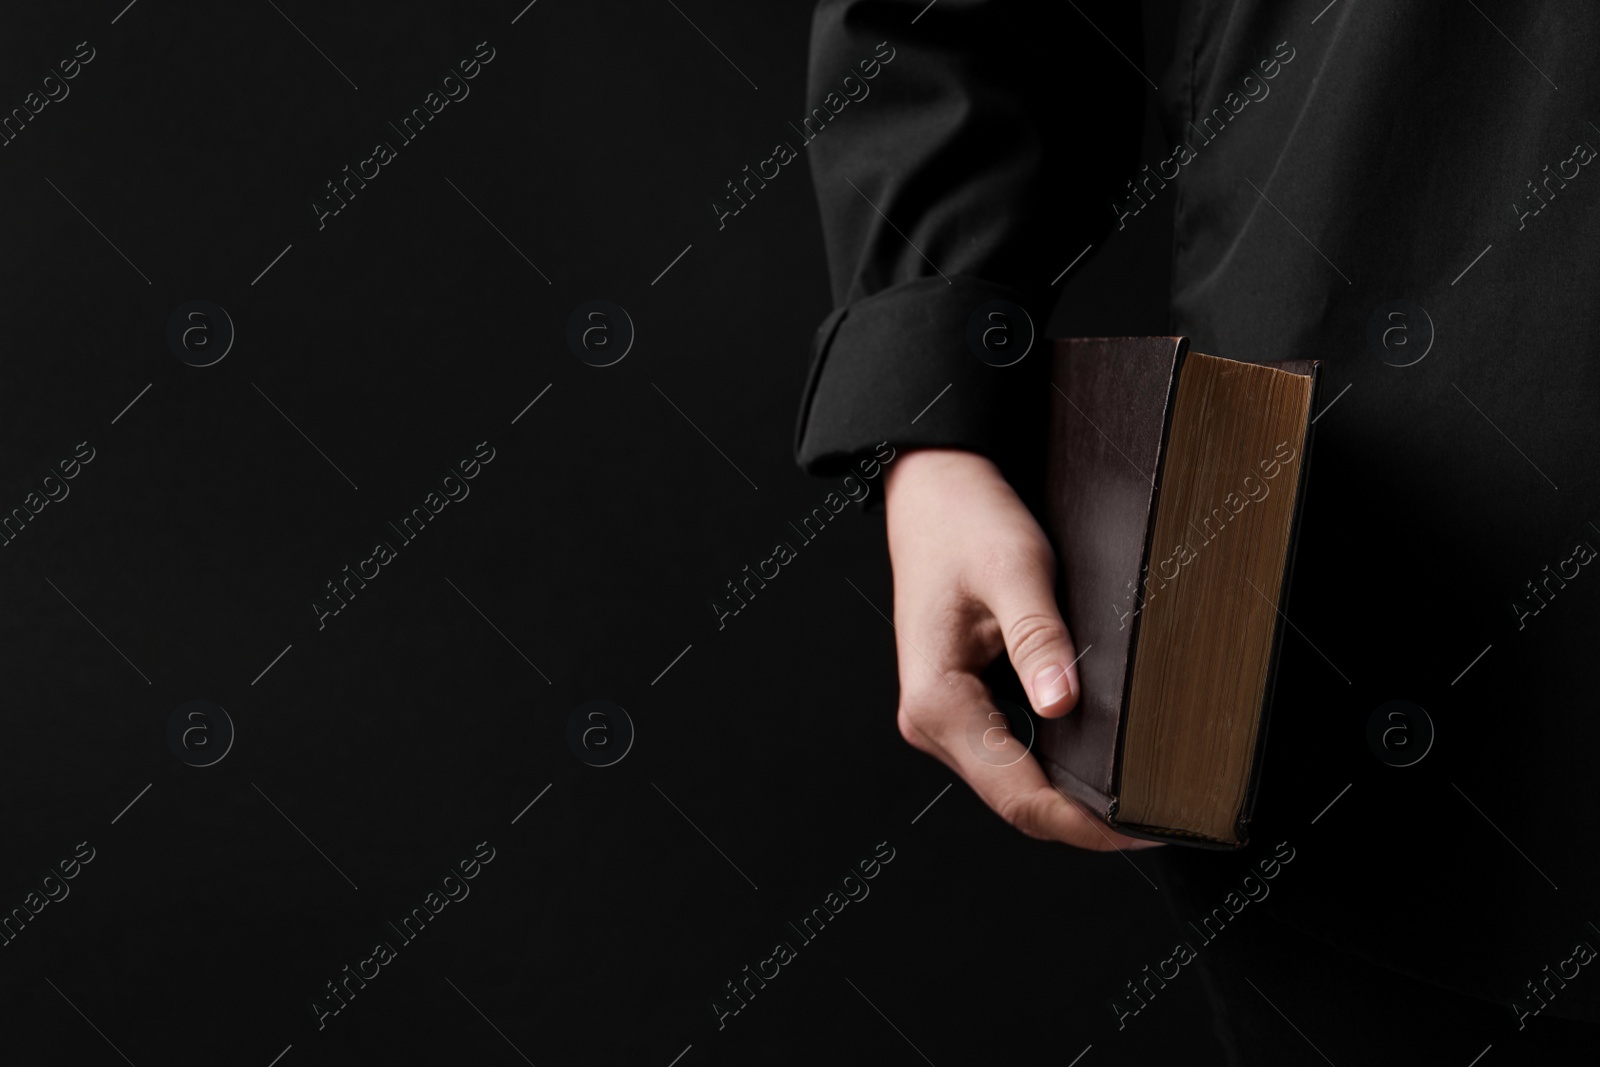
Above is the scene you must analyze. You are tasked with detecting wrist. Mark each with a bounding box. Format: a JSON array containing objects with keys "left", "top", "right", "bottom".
[{"left": 884, "top": 448, "right": 999, "bottom": 505}]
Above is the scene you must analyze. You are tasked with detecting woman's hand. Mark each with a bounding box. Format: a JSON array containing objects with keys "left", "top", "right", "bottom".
[{"left": 884, "top": 448, "right": 1158, "bottom": 850}]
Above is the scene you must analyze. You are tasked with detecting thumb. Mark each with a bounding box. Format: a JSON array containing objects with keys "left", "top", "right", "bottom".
[{"left": 986, "top": 551, "right": 1083, "bottom": 719}]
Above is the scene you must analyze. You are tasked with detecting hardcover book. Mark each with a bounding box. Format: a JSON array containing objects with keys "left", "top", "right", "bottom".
[{"left": 1040, "top": 337, "right": 1320, "bottom": 848}]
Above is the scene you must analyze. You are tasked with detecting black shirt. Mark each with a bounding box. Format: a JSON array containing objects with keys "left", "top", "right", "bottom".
[{"left": 796, "top": 0, "right": 1600, "bottom": 1021}]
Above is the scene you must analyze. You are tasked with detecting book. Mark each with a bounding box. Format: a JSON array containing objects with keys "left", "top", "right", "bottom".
[{"left": 1039, "top": 337, "right": 1320, "bottom": 848}]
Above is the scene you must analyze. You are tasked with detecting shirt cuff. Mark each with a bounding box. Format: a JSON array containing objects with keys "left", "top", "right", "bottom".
[{"left": 793, "top": 275, "right": 1051, "bottom": 481}]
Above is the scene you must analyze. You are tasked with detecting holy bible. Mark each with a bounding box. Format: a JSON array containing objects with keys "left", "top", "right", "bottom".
[{"left": 1039, "top": 337, "right": 1320, "bottom": 848}]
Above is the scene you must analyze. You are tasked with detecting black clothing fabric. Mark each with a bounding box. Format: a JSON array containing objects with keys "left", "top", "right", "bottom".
[
  {"left": 1190, "top": 895, "right": 1597, "bottom": 1065},
  {"left": 798, "top": 0, "right": 1600, "bottom": 1027},
  {"left": 793, "top": 0, "right": 1141, "bottom": 479}
]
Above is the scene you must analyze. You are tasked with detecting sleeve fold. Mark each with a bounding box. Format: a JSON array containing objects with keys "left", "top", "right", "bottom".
[{"left": 793, "top": 0, "right": 1143, "bottom": 480}]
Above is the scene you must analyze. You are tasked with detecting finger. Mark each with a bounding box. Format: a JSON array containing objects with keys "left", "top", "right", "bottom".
[
  {"left": 900, "top": 680, "right": 1152, "bottom": 851},
  {"left": 1052, "top": 784, "right": 1166, "bottom": 851},
  {"left": 981, "top": 544, "right": 1082, "bottom": 718},
  {"left": 958, "top": 737, "right": 1151, "bottom": 850}
]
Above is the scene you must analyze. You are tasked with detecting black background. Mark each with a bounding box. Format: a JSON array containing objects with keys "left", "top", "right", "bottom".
[{"left": 0, "top": 2, "right": 1218, "bottom": 1064}]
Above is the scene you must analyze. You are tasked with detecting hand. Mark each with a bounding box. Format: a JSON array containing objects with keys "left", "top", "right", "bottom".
[{"left": 883, "top": 448, "right": 1159, "bottom": 850}]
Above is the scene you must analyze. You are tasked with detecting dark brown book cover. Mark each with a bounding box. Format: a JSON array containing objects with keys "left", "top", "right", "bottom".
[{"left": 1038, "top": 337, "right": 1320, "bottom": 848}]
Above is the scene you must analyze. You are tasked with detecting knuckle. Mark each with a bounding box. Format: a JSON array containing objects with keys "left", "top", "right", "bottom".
[
  {"left": 895, "top": 702, "right": 937, "bottom": 753},
  {"left": 1004, "top": 612, "right": 1069, "bottom": 664},
  {"left": 996, "top": 792, "right": 1049, "bottom": 840}
]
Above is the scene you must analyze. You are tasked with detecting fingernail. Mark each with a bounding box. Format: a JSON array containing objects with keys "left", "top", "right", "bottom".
[{"left": 1033, "top": 664, "right": 1070, "bottom": 708}]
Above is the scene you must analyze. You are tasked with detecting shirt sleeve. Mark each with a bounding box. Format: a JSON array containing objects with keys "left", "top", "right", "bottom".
[{"left": 793, "top": 0, "right": 1144, "bottom": 479}]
